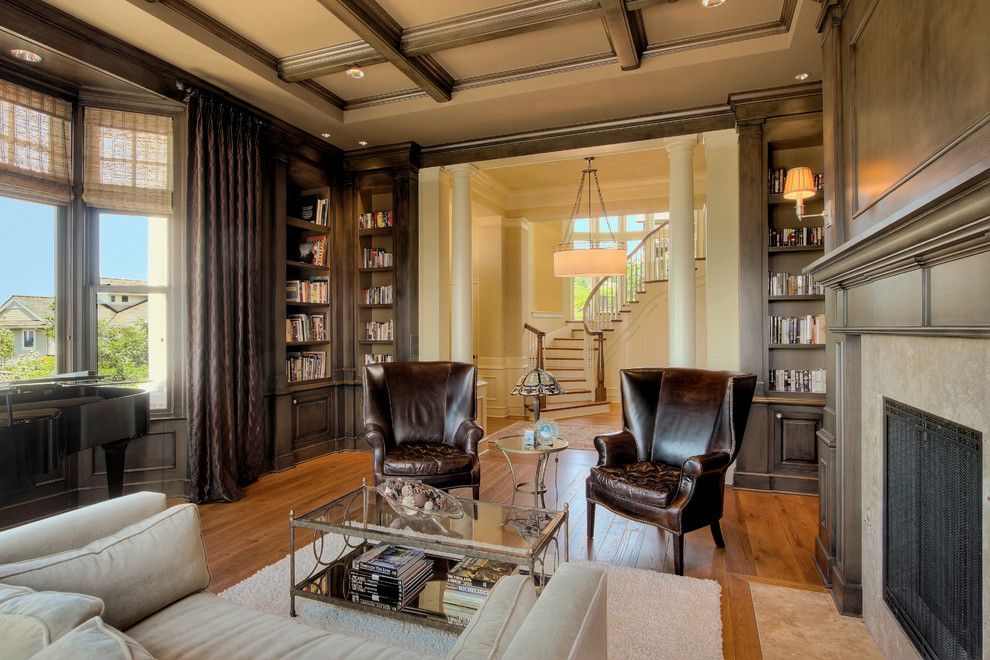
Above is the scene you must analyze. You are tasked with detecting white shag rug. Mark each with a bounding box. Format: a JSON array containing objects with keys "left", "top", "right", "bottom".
[
  {"left": 483, "top": 421, "right": 621, "bottom": 452},
  {"left": 219, "top": 536, "right": 723, "bottom": 659}
]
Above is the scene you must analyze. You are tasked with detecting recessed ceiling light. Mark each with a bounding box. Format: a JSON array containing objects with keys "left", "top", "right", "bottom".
[
  {"left": 320, "top": 132, "right": 332, "bottom": 138},
  {"left": 345, "top": 66, "right": 366, "bottom": 80},
  {"left": 794, "top": 72, "right": 810, "bottom": 81},
  {"left": 701, "top": 0, "right": 726, "bottom": 7},
  {"left": 358, "top": 140, "right": 368, "bottom": 146},
  {"left": 10, "top": 48, "right": 42, "bottom": 63}
]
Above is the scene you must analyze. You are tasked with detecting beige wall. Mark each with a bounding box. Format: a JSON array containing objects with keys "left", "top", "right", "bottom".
[
  {"left": 418, "top": 167, "right": 452, "bottom": 360},
  {"left": 530, "top": 219, "right": 567, "bottom": 315}
]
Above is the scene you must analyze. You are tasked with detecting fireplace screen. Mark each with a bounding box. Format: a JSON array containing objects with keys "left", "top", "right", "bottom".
[{"left": 883, "top": 398, "right": 982, "bottom": 659}]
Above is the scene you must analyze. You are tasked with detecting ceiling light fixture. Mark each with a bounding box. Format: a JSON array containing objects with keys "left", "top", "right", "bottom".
[
  {"left": 794, "top": 72, "right": 810, "bottom": 81},
  {"left": 358, "top": 140, "right": 368, "bottom": 146},
  {"left": 701, "top": 0, "right": 726, "bottom": 7},
  {"left": 345, "top": 66, "right": 365, "bottom": 80},
  {"left": 320, "top": 132, "right": 332, "bottom": 138},
  {"left": 553, "top": 157, "right": 626, "bottom": 277},
  {"left": 10, "top": 48, "right": 42, "bottom": 63}
]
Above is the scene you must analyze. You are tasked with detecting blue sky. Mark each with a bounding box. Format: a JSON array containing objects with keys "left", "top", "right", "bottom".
[{"left": 0, "top": 197, "right": 149, "bottom": 304}]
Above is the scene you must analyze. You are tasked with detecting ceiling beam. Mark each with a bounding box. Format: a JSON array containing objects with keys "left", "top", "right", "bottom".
[
  {"left": 313, "top": 0, "right": 454, "bottom": 102},
  {"left": 279, "top": 0, "right": 600, "bottom": 82},
  {"left": 598, "top": 0, "right": 646, "bottom": 70}
]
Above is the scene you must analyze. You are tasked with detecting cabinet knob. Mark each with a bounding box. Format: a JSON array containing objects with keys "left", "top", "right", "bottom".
[
  {"left": 292, "top": 399, "right": 298, "bottom": 405},
  {"left": 775, "top": 413, "right": 783, "bottom": 419}
]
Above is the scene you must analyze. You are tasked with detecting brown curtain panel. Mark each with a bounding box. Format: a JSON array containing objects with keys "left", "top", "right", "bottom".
[{"left": 186, "top": 90, "right": 267, "bottom": 502}]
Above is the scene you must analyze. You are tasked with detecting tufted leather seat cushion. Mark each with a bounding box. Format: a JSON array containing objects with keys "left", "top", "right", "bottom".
[
  {"left": 383, "top": 443, "right": 474, "bottom": 477},
  {"left": 588, "top": 461, "right": 681, "bottom": 509}
]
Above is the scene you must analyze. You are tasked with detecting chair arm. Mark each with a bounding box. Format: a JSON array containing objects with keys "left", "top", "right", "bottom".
[
  {"left": 681, "top": 450, "right": 731, "bottom": 477},
  {"left": 453, "top": 419, "right": 484, "bottom": 456},
  {"left": 362, "top": 422, "right": 392, "bottom": 452},
  {"left": 594, "top": 430, "right": 638, "bottom": 467}
]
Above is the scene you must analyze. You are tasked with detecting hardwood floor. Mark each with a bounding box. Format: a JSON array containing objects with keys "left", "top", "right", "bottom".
[{"left": 195, "top": 411, "right": 822, "bottom": 659}]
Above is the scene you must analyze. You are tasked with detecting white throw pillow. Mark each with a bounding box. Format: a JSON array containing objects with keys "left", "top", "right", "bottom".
[
  {"left": 447, "top": 575, "right": 537, "bottom": 659},
  {"left": 0, "top": 504, "right": 211, "bottom": 630},
  {"left": 0, "top": 583, "right": 104, "bottom": 659},
  {"left": 31, "top": 616, "right": 155, "bottom": 660}
]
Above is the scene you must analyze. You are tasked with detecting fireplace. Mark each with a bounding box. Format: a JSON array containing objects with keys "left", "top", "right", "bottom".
[{"left": 883, "top": 398, "right": 982, "bottom": 659}]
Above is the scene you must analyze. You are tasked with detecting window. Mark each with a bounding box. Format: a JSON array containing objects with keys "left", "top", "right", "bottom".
[
  {"left": 0, "top": 81, "right": 71, "bottom": 204},
  {"left": 0, "top": 196, "right": 57, "bottom": 383}
]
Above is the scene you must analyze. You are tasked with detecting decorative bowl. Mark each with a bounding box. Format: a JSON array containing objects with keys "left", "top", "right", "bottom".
[
  {"left": 377, "top": 479, "right": 465, "bottom": 519},
  {"left": 534, "top": 419, "right": 560, "bottom": 446}
]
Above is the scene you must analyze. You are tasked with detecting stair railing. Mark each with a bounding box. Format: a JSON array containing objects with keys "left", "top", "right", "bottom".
[{"left": 581, "top": 221, "right": 672, "bottom": 401}]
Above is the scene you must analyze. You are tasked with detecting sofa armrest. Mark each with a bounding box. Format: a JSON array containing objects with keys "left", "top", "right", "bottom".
[
  {"left": 0, "top": 491, "right": 167, "bottom": 564},
  {"left": 447, "top": 575, "right": 536, "bottom": 659},
  {"left": 594, "top": 430, "right": 638, "bottom": 467},
  {"left": 502, "top": 563, "right": 607, "bottom": 660},
  {"left": 452, "top": 419, "right": 484, "bottom": 456}
]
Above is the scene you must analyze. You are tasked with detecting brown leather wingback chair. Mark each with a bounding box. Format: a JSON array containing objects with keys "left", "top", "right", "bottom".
[
  {"left": 363, "top": 361, "right": 484, "bottom": 498},
  {"left": 586, "top": 368, "right": 756, "bottom": 575}
]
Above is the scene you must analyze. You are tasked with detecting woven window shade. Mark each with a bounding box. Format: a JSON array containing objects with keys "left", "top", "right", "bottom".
[
  {"left": 0, "top": 79, "right": 72, "bottom": 204},
  {"left": 83, "top": 107, "right": 173, "bottom": 215}
]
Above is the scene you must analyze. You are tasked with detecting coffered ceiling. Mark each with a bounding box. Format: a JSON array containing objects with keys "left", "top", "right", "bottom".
[{"left": 31, "top": 0, "right": 823, "bottom": 150}]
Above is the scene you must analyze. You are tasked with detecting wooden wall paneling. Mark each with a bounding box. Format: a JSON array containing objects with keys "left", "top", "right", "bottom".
[
  {"left": 831, "top": 332, "right": 862, "bottom": 614},
  {"left": 393, "top": 164, "right": 419, "bottom": 361}
]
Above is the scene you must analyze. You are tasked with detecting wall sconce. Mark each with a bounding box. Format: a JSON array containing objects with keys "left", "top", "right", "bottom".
[{"left": 783, "top": 166, "right": 830, "bottom": 224}]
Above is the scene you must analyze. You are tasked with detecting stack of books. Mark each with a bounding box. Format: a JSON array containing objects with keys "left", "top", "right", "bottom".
[
  {"left": 768, "top": 272, "right": 824, "bottom": 296},
  {"left": 361, "top": 284, "right": 393, "bottom": 305},
  {"left": 361, "top": 247, "right": 393, "bottom": 268},
  {"left": 299, "top": 235, "right": 328, "bottom": 266},
  {"left": 442, "top": 558, "right": 517, "bottom": 625},
  {"left": 768, "top": 227, "right": 824, "bottom": 247},
  {"left": 285, "top": 314, "right": 326, "bottom": 342},
  {"left": 295, "top": 195, "right": 329, "bottom": 226},
  {"left": 286, "top": 351, "right": 325, "bottom": 382},
  {"left": 359, "top": 210, "right": 393, "bottom": 229},
  {"left": 364, "top": 319, "right": 394, "bottom": 341},
  {"left": 364, "top": 353, "right": 395, "bottom": 365},
  {"left": 349, "top": 544, "right": 433, "bottom": 612},
  {"left": 769, "top": 368, "right": 826, "bottom": 393},
  {"left": 286, "top": 276, "right": 329, "bottom": 303},
  {"left": 769, "top": 314, "right": 826, "bottom": 344}
]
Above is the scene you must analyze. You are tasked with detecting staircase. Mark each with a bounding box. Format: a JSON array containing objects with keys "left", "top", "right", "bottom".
[{"left": 529, "top": 324, "right": 611, "bottom": 419}]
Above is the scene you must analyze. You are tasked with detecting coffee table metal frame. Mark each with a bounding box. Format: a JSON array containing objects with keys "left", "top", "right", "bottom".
[
  {"left": 493, "top": 435, "right": 569, "bottom": 509},
  {"left": 288, "top": 480, "right": 568, "bottom": 631}
]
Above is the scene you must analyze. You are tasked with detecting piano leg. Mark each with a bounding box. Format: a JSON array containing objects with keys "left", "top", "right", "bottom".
[{"left": 103, "top": 439, "right": 132, "bottom": 499}]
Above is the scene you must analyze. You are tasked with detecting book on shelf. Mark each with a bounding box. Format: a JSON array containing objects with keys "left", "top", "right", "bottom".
[
  {"left": 769, "top": 369, "right": 825, "bottom": 394},
  {"left": 769, "top": 314, "right": 826, "bottom": 345},
  {"left": 361, "top": 247, "right": 393, "bottom": 269},
  {"left": 293, "top": 195, "right": 330, "bottom": 226},
  {"left": 768, "top": 272, "right": 824, "bottom": 297},
  {"left": 286, "top": 351, "right": 326, "bottom": 382},
  {"left": 364, "top": 353, "right": 394, "bottom": 365},
  {"left": 768, "top": 227, "right": 824, "bottom": 247},
  {"left": 364, "top": 319, "right": 394, "bottom": 342},
  {"left": 298, "top": 234, "right": 328, "bottom": 266},
  {"left": 285, "top": 314, "right": 327, "bottom": 342},
  {"left": 768, "top": 168, "right": 823, "bottom": 195},
  {"left": 359, "top": 210, "right": 393, "bottom": 229},
  {"left": 285, "top": 276, "right": 329, "bottom": 304},
  {"left": 361, "top": 284, "right": 393, "bottom": 305}
]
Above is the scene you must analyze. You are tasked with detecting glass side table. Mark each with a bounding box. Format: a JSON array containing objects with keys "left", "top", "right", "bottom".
[{"left": 493, "top": 434, "right": 569, "bottom": 508}]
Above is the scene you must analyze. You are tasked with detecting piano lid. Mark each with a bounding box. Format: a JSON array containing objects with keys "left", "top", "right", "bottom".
[{"left": 0, "top": 371, "right": 104, "bottom": 395}]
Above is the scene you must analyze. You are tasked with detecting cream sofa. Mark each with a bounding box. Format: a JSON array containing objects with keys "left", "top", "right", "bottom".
[{"left": 0, "top": 493, "right": 607, "bottom": 659}]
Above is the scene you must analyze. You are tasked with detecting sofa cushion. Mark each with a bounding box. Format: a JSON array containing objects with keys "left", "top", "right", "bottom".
[
  {"left": 588, "top": 461, "right": 681, "bottom": 508},
  {"left": 384, "top": 443, "right": 474, "bottom": 476},
  {"left": 0, "top": 504, "right": 210, "bottom": 631},
  {"left": 0, "top": 492, "right": 167, "bottom": 565},
  {"left": 125, "top": 591, "right": 426, "bottom": 660},
  {"left": 32, "top": 616, "right": 155, "bottom": 660},
  {"left": 446, "top": 575, "right": 537, "bottom": 660},
  {"left": 0, "top": 583, "right": 105, "bottom": 658}
]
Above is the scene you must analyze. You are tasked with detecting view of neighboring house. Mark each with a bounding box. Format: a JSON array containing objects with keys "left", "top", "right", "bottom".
[{"left": 0, "top": 295, "right": 55, "bottom": 360}]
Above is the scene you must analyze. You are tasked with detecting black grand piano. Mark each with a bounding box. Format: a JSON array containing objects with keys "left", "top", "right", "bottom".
[{"left": 1, "top": 372, "right": 149, "bottom": 504}]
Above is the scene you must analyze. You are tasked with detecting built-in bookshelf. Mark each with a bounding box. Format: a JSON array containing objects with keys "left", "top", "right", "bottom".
[{"left": 355, "top": 181, "right": 396, "bottom": 366}]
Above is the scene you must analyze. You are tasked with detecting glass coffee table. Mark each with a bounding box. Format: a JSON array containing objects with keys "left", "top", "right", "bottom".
[
  {"left": 493, "top": 435, "right": 569, "bottom": 508},
  {"left": 289, "top": 480, "right": 568, "bottom": 631}
]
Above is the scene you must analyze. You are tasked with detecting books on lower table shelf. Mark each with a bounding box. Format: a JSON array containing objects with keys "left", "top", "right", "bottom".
[
  {"left": 286, "top": 276, "right": 329, "bottom": 304},
  {"left": 769, "top": 369, "right": 825, "bottom": 394},
  {"left": 443, "top": 558, "right": 518, "bottom": 626},
  {"left": 286, "top": 314, "right": 326, "bottom": 342},
  {"left": 770, "top": 314, "right": 826, "bottom": 345},
  {"left": 286, "top": 351, "right": 326, "bottom": 382},
  {"left": 349, "top": 544, "right": 433, "bottom": 612}
]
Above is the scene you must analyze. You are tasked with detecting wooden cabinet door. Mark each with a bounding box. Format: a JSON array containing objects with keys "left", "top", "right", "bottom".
[
  {"left": 291, "top": 388, "right": 333, "bottom": 450},
  {"left": 768, "top": 405, "right": 822, "bottom": 493}
]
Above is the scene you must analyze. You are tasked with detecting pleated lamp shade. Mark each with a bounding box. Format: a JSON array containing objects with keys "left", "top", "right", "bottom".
[{"left": 783, "top": 167, "right": 816, "bottom": 201}]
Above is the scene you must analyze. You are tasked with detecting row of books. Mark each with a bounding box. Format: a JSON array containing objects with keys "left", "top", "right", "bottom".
[
  {"left": 768, "top": 168, "right": 823, "bottom": 195},
  {"left": 443, "top": 558, "right": 517, "bottom": 626},
  {"left": 286, "top": 351, "right": 326, "bottom": 382},
  {"left": 349, "top": 544, "right": 432, "bottom": 612},
  {"left": 364, "top": 353, "right": 395, "bottom": 365},
  {"left": 361, "top": 284, "right": 393, "bottom": 305},
  {"left": 365, "top": 320, "right": 393, "bottom": 342},
  {"left": 768, "top": 272, "right": 824, "bottom": 297},
  {"left": 361, "top": 248, "right": 393, "bottom": 269},
  {"left": 768, "top": 227, "right": 824, "bottom": 247},
  {"left": 770, "top": 314, "right": 826, "bottom": 345},
  {"left": 294, "top": 195, "right": 330, "bottom": 226},
  {"left": 359, "top": 210, "right": 393, "bottom": 230},
  {"left": 286, "top": 277, "right": 329, "bottom": 304},
  {"left": 286, "top": 314, "right": 326, "bottom": 343},
  {"left": 298, "top": 235, "right": 328, "bottom": 266},
  {"left": 769, "top": 369, "right": 825, "bottom": 394}
]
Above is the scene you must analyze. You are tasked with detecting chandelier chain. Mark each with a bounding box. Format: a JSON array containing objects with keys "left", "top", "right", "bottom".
[{"left": 563, "top": 166, "right": 587, "bottom": 245}]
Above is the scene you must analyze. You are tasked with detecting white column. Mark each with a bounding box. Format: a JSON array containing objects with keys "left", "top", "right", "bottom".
[
  {"left": 665, "top": 135, "right": 698, "bottom": 367},
  {"left": 449, "top": 164, "right": 474, "bottom": 363}
]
